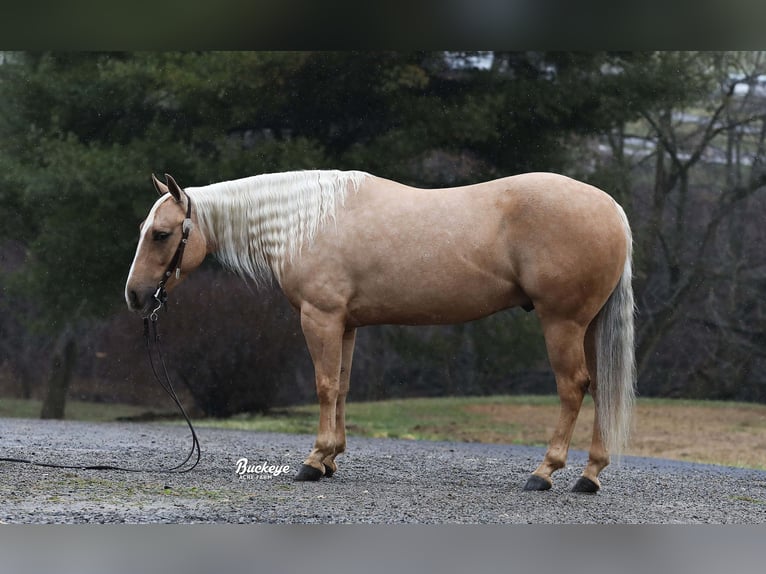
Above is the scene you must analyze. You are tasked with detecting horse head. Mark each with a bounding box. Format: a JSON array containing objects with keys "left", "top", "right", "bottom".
[{"left": 125, "top": 174, "right": 208, "bottom": 316}]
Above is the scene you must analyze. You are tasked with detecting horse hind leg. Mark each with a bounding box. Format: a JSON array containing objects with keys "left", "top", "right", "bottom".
[
  {"left": 570, "top": 319, "right": 609, "bottom": 493},
  {"left": 524, "top": 317, "right": 590, "bottom": 491}
]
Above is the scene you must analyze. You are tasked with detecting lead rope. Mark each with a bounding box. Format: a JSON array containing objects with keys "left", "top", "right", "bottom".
[
  {"left": 140, "top": 311, "right": 201, "bottom": 473},
  {"left": 0, "top": 306, "right": 201, "bottom": 473}
]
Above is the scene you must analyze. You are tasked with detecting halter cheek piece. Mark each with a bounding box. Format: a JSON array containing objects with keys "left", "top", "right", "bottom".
[{"left": 149, "top": 195, "right": 193, "bottom": 319}]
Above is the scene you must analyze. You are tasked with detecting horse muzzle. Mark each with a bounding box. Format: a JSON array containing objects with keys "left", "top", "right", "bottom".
[
  {"left": 126, "top": 285, "right": 164, "bottom": 317},
  {"left": 126, "top": 288, "right": 149, "bottom": 314}
]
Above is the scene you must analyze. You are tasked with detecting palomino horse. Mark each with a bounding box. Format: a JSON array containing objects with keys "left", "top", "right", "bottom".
[{"left": 125, "top": 170, "right": 635, "bottom": 492}]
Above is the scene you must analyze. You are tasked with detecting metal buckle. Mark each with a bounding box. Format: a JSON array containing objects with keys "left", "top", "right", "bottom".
[{"left": 149, "top": 285, "right": 167, "bottom": 321}]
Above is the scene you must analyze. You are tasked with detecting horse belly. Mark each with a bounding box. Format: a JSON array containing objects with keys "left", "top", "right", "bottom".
[
  {"left": 348, "top": 278, "right": 523, "bottom": 327},
  {"left": 341, "top": 241, "right": 526, "bottom": 326}
]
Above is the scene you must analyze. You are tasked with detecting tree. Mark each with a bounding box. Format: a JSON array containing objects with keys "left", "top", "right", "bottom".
[
  {"left": 5, "top": 50, "right": 751, "bottom": 415},
  {"left": 588, "top": 51, "right": 766, "bottom": 399},
  {"left": 0, "top": 54, "right": 151, "bottom": 415}
]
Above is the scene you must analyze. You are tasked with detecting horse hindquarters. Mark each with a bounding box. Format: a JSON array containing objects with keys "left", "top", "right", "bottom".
[{"left": 525, "top": 204, "right": 635, "bottom": 492}]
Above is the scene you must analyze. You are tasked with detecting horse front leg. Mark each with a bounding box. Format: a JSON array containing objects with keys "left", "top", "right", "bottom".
[
  {"left": 294, "top": 304, "right": 345, "bottom": 482},
  {"left": 322, "top": 328, "right": 356, "bottom": 478}
]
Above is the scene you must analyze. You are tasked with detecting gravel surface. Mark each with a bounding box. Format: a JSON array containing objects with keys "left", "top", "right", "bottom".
[{"left": 1, "top": 417, "right": 766, "bottom": 524}]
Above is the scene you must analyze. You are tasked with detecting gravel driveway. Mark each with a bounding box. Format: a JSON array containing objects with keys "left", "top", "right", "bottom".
[{"left": 1, "top": 417, "right": 765, "bottom": 524}]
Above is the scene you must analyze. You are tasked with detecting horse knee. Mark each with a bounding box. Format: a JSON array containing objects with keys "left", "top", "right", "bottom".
[{"left": 316, "top": 381, "right": 339, "bottom": 404}]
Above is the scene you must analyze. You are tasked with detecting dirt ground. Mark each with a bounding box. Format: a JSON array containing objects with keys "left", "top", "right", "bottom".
[
  {"left": 2, "top": 418, "right": 766, "bottom": 524},
  {"left": 466, "top": 401, "right": 766, "bottom": 469}
]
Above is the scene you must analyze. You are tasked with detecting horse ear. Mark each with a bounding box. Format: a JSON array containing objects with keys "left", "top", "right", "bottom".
[
  {"left": 152, "top": 173, "right": 169, "bottom": 196},
  {"left": 165, "top": 173, "right": 185, "bottom": 203}
]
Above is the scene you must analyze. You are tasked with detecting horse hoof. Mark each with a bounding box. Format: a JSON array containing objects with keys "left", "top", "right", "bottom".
[
  {"left": 294, "top": 464, "right": 324, "bottom": 482},
  {"left": 571, "top": 476, "right": 600, "bottom": 493},
  {"left": 323, "top": 464, "right": 335, "bottom": 478},
  {"left": 523, "top": 474, "right": 552, "bottom": 491}
]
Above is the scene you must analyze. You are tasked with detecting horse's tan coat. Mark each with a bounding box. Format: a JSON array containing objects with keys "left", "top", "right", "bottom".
[{"left": 126, "top": 171, "right": 634, "bottom": 491}]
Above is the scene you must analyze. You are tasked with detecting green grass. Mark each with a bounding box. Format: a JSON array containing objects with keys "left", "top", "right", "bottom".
[
  {"left": 23, "top": 473, "right": 248, "bottom": 504},
  {"left": 195, "top": 395, "right": 571, "bottom": 445},
  {"left": 0, "top": 394, "right": 750, "bottom": 441},
  {"left": 0, "top": 394, "right": 562, "bottom": 444},
  {"left": 3, "top": 394, "right": 766, "bottom": 469},
  {"left": 730, "top": 495, "right": 766, "bottom": 505},
  {"left": 0, "top": 397, "right": 171, "bottom": 422}
]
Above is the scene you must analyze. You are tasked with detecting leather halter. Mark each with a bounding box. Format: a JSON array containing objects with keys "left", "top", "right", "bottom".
[{"left": 150, "top": 194, "right": 193, "bottom": 318}]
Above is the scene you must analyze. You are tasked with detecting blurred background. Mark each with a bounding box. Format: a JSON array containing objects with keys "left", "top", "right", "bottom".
[{"left": 1, "top": 51, "right": 765, "bottom": 419}]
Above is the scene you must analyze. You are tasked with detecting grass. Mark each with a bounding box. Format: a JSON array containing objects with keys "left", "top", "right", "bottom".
[
  {"left": 730, "top": 495, "right": 766, "bottom": 505},
  {"left": 25, "top": 473, "right": 248, "bottom": 504},
  {"left": 0, "top": 397, "right": 166, "bottom": 422},
  {"left": 2, "top": 394, "right": 766, "bottom": 470}
]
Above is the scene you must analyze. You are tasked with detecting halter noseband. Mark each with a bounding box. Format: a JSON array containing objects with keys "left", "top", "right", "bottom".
[{"left": 149, "top": 194, "right": 193, "bottom": 319}]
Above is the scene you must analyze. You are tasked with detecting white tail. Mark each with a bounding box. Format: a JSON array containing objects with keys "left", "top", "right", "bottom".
[{"left": 595, "top": 205, "right": 636, "bottom": 459}]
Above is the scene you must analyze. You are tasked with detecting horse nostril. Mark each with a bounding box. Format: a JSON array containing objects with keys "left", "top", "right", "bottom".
[{"left": 128, "top": 290, "right": 140, "bottom": 310}]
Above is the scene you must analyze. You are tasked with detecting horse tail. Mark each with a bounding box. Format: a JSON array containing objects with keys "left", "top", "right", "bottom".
[{"left": 595, "top": 203, "right": 636, "bottom": 461}]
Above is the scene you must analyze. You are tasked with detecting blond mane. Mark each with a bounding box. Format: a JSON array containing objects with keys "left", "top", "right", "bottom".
[{"left": 186, "top": 170, "right": 368, "bottom": 284}]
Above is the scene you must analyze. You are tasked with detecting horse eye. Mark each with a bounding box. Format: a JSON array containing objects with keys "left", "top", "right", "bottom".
[{"left": 153, "top": 230, "right": 171, "bottom": 242}]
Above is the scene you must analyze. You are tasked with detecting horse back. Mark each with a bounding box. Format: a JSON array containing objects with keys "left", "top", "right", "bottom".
[{"left": 280, "top": 173, "right": 628, "bottom": 327}]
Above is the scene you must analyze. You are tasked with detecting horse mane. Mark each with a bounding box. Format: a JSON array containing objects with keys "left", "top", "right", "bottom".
[{"left": 186, "top": 170, "right": 368, "bottom": 284}]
